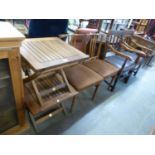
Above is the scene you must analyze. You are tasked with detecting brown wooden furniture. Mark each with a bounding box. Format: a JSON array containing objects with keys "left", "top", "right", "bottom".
[
  {"left": 129, "top": 34, "right": 155, "bottom": 66},
  {"left": 121, "top": 30, "right": 146, "bottom": 75},
  {"left": 82, "top": 34, "right": 120, "bottom": 91},
  {"left": 132, "top": 19, "right": 149, "bottom": 34},
  {"left": 20, "top": 37, "right": 88, "bottom": 132},
  {"left": 0, "top": 21, "right": 26, "bottom": 134},
  {"left": 105, "top": 30, "right": 146, "bottom": 84},
  {"left": 59, "top": 34, "right": 103, "bottom": 111},
  {"left": 60, "top": 34, "right": 119, "bottom": 103}
]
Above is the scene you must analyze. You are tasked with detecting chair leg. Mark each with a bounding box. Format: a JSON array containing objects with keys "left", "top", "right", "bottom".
[
  {"left": 124, "top": 70, "right": 132, "bottom": 84},
  {"left": 108, "top": 76, "right": 115, "bottom": 91},
  {"left": 143, "top": 56, "right": 153, "bottom": 67},
  {"left": 60, "top": 103, "right": 68, "bottom": 115},
  {"left": 146, "top": 55, "right": 154, "bottom": 66},
  {"left": 70, "top": 96, "right": 77, "bottom": 113},
  {"left": 110, "top": 73, "right": 120, "bottom": 92},
  {"left": 134, "top": 64, "right": 142, "bottom": 76},
  {"left": 92, "top": 84, "right": 100, "bottom": 101},
  {"left": 143, "top": 57, "right": 149, "bottom": 67}
]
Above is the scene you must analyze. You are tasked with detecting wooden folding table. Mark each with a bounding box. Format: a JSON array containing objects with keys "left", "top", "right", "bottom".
[{"left": 20, "top": 37, "right": 88, "bottom": 132}]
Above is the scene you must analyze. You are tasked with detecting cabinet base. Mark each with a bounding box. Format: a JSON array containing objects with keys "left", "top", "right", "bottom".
[{"left": 1, "top": 123, "right": 29, "bottom": 135}]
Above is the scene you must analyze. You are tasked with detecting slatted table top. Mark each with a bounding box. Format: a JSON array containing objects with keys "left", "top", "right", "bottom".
[{"left": 20, "top": 37, "right": 89, "bottom": 71}]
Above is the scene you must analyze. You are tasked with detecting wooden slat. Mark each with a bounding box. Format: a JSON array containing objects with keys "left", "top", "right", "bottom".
[
  {"left": 35, "top": 41, "right": 61, "bottom": 60},
  {"left": 25, "top": 69, "right": 78, "bottom": 113},
  {"left": 25, "top": 82, "right": 78, "bottom": 115},
  {"left": 20, "top": 37, "right": 89, "bottom": 71}
]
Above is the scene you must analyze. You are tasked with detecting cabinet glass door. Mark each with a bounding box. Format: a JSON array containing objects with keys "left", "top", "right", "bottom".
[{"left": 0, "top": 58, "right": 18, "bottom": 133}]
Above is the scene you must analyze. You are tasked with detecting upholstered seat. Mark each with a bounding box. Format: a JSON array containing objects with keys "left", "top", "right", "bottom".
[
  {"left": 123, "top": 51, "right": 137, "bottom": 60},
  {"left": 84, "top": 59, "right": 119, "bottom": 78},
  {"left": 123, "top": 50, "right": 143, "bottom": 61},
  {"left": 65, "top": 64, "right": 102, "bottom": 91},
  {"left": 105, "top": 55, "right": 135, "bottom": 71}
]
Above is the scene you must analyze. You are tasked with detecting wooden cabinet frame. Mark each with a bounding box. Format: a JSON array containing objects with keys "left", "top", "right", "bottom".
[{"left": 0, "top": 22, "right": 27, "bottom": 134}]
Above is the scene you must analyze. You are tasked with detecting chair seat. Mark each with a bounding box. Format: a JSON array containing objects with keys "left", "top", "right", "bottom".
[
  {"left": 123, "top": 51, "right": 143, "bottom": 63},
  {"left": 84, "top": 59, "right": 119, "bottom": 78},
  {"left": 123, "top": 51, "right": 138, "bottom": 60},
  {"left": 105, "top": 55, "right": 136, "bottom": 71},
  {"left": 65, "top": 64, "right": 102, "bottom": 91}
]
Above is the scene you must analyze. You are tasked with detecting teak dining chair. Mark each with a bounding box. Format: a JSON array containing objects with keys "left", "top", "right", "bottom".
[
  {"left": 81, "top": 34, "right": 120, "bottom": 91},
  {"left": 59, "top": 34, "right": 103, "bottom": 112}
]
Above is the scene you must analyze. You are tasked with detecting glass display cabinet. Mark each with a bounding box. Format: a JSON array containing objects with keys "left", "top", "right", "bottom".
[{"left": 0, "top": 21, "right": 26, "bottom": 134}]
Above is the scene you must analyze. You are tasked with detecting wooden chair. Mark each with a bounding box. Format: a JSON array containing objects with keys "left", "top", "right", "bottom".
[
  {"left": 104, "top": 30, "right": 146, "bottom": 83},
  {"left": 120, "top": 30, "right": 146, "bottom": 75},
  {"left": 59, "top": 34, "right": 103, "bottom": 112},
  {"left": 128, "top": 34, "right": 155, "bottom": 66}
]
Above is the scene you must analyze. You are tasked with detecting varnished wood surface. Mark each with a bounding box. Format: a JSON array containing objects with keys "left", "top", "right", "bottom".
[
  {"left": 65, "top": 64, "right": 102, "bottom": 91},
  {"left": 133, "top": 35, "right": 155, "bottom": 50},
  {"left": 84, "top": 59, "right": 119, "bottom": 78},
  {"left": 8, "top": 48, "right": 26, "bottom": 126},
  {"left": 20, "top": 37, "right": 89, "bottom": 71}
]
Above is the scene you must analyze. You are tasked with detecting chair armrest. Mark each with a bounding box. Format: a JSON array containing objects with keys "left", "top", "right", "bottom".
[
  {"left": 121, "top": 41, "right": 146, "bottom": 57},
  {"left": 107, "top": 44, "right": 132, "bottom": 61},
  {"left": 131, "top": 40, "right": 153, "bottom": 52}
]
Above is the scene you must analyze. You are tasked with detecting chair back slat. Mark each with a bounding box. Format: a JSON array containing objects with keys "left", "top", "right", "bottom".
[
  {"left": 107, "top": 30, "right": 135, "bottom": 47},
  {"left": 59, "top": 34, "right": 103, "bottom": 58},
  {"left": 107, "top": 30, "right": 124, "bottom": 45},
  {"left": 123, "top": 30, "right": 135, "bottom": 43}
]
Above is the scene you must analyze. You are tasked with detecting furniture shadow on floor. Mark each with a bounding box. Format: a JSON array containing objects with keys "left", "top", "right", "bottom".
[{"left": 38, "top": 77, "right": 138, "bottom": 135}]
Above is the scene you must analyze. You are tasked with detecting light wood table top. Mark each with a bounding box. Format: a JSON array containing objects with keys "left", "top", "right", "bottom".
[
  {"left": 0, "top": 21, "right": 25, "bottom": 42},
  {"left": 20, "top": 37, "right": 89, "bottom": 71}
]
